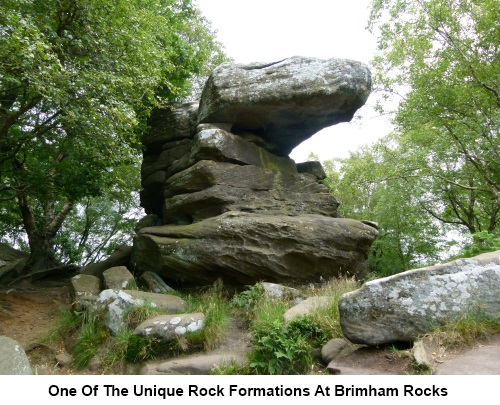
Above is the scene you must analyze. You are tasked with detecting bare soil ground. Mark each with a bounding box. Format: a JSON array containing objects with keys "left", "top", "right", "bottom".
[{"left": 0, "top": 276, "right": 497, "bottom": 375}]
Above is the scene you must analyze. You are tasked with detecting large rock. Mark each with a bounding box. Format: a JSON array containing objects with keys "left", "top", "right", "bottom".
[
  {"left": 70, "top": 274, "right": 101, "bottom": 311},
  {"left": 94, "top": 289, "right": 188, "bottom": 334},
  {"left": 198, "top": 56, "right": 371, "bottom": 156},
  {"left": 0, "top": 244, "right": 29, "bottom": 282},
  {"left": 283, "top": 296, "right": 329, "bottom": 322},
  {"left": 142, "top": 102, "right": 198, "bottom": 153},
  {"left": 134, "top": 56, "right": 376, "bottom": 286},
  {"left": 0, "top": 336, "right": 32, "bottom": 375},
  {"left": 102, "top": 266, "right": 137, "bottom": 291},
  {"left": 134, "top": 313, "right": 205, "bottom": 341},
  {"left": 133, "top": 212, "right": 378, "bottom": 286},
  {"left": 339, "top": 251, "right": 500, "bottom": 345}
]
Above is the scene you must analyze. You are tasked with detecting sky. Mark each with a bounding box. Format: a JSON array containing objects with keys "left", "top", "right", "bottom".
[{"left": 195, "top": 0, "right": 393, "bottom": 163}]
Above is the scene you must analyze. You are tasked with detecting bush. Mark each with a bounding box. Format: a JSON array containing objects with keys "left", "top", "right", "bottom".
[{"left": 230, "top": 283, "right": 264, "bottom": 320}]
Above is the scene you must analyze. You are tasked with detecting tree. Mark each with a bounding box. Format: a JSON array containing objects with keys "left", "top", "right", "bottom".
[
  {"left": 321, "top": 140, "right": 446, "bottom": 276},
  {"left": 0, "top": 0, "right": 226, "bottom": 271},
  {"left": 368, "top": 0, "right": 500, "bottom": 237}
]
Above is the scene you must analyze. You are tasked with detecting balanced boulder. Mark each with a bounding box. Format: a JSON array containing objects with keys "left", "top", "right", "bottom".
[
  {"left": 198, "top": 56, "right": 372, "bottom": 156},
  {"left": 134, "top": 56, "right": 377, "bottom": 287}
]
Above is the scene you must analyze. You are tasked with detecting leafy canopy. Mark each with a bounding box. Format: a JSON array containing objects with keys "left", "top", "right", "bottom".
[
  {"left": 0, "top": 0, "right": 226, "bottom": 268},
  {"left": 322, "top": 0, "right": 499, "bottom": 275}
]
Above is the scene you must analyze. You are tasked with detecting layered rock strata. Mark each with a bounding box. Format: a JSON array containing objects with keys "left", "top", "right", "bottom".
[{"left": 134, "top": 56, "right": 377, "bottom": 286}]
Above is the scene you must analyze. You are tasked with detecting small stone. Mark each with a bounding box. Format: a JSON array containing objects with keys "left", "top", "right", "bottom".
[
  {"left": 321, "top": 339, "right": 350, "bottom": 364},
  {"left": 87, "top": 357, "right": 103, "bottom": 372},
  {"left": 412, "top": 340, "right": 432, "bottom": 371},
  {"left": 56, "top": 353, "right": 73, "bottom": 367}
]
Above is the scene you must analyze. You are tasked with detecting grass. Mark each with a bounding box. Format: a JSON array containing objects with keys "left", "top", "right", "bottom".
[
  {"left": 45, "top": 307, "right": 84, "bottom": 343},
  {"left": 71, "top": 309, "right": 108, "bottom": 369},
  {"left": 176, "top": 279, "right": 232, "bottom": 352},
  {"left": 47, "top": 275, "right": 500, "bottom": 375},
  {"left": 306, "top": 276, "right": 359, "bottom": 339},
  {"left": 45, "top": 280, "right": 233, "bottom": 371},
  {"left": 425, "top": 312, "right": 500, "bottom": 349},
  {"left": 216, "top": 277, "right": 360, "bottom": 375}
]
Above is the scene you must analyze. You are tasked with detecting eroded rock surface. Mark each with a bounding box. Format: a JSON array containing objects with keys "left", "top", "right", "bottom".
[
  {"left": 339, "top": 251, "right": 500, "bottom": 345},
  {"left": 0, "top": 336, "right": 32, "bottom": 375},
  {"left": 134, "top": 56, "right": 376, "bottom": 286},
  {"left": 134, "top": 313, "right": 205, "bottom": 341},
  {"left": 198, "top": 56, "right": 371, "bottom": 156},
  {"left": 134, "top": 213, "right": 377, "bottom": 286}
]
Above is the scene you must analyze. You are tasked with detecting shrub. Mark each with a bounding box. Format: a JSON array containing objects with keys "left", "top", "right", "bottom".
[{"left": 230, "top": 282, "right": 264, "bottom": 320}]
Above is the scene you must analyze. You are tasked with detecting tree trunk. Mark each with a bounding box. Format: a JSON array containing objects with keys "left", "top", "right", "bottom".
[
  {"left": 15, "top": 183, "right": 74, "bottom": 273},
  {"left": 26, "top": 233, "right": 60, "bottom": 272}
]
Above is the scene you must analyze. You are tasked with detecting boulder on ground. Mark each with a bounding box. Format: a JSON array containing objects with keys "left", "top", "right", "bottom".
[
  {"left": 339, "top": 251, "right": 500, "bottom": 345},
  {"left": 70, "top": 274, "right": 101, "bottom": 311},
  {"left": 321, "top": 338, "right": 351, "bottom": 364},
  {"left": 134, "top": 313, "right": 205, "bottom": 341},
  {"left": 140, "top": 271, "right": 175, "bottom": 293},
  {"left": 103, "top": 266, "right": 137, "bottom": 291},
  {"left": 94, "top": 289, "right": 188, "bottom": 334},
  {"left": 261, "top": 282, "right": 303, "bottom": 302},
  {"left": 0, "top": 336, "right": 32, "bottom": 375},
  {"left": 283, "top": 296, "right": 329, "bottom": 322}
]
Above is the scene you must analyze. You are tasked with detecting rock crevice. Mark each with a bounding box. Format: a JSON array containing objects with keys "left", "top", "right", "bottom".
[{"left": 134, "top": 56, "right": 376, "bottom": 286}]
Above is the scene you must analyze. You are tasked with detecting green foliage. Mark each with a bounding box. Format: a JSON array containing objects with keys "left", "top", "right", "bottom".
[
  {"left": 0, "top": 0, "right": 227, "bottom": 270},
  {"left": 229, "top": 279, "right": 360, "bottom": 375},
  {"left": 322, "top": 0, "right": 500, "bottom": 275},
  {"left": 249, "top": 318, "right": 313, "bottom": 375},
  {"left": 459, "top": 231, "right": 500, "bottom": 258},
  {"left": 230, "top": 283, "right": 265, "bottom": 319},
  {"left": 368, "top": 0, "right": 500, "bottom": 236},
  {"left": 71, "top": 310, "right": 108, "bottom": 369},
  {"left": 323, "top": 148, "right": 446, "bottom": 277}
]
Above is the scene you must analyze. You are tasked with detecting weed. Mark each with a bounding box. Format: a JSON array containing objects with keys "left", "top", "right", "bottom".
[
  {"left": 429, "top": 312, "right": 500, "bottom": 349},
  {"left": 306, "top": 276, "right": 359, "bottom": 339},
  {"left": 230, "top": 283, "right": 264, "bottom": 320},
  {"left": 44, "top": 308, "right": 84, "bottom": 343},
  {"left": 72, "top": 309, "right": 108, "bottom": 369},
  {"left": 211, "top": 361, "right": 251, "bottom": 375},
  {"left": 167, "top": 280, "right": 231, "bottom": 352}
]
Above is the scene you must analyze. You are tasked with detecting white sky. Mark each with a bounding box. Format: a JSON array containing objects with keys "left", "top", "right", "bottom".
[{"left": 195, "top": 0, "right": 393, "bottom": 163}]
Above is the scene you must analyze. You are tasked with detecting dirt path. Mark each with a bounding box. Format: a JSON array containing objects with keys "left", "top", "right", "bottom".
[
  {"left": 1, "top": 277, "right": 498, "bottom": 375},
  {"left": 0, "top": 279, "right": 70, "bottom": 347}
]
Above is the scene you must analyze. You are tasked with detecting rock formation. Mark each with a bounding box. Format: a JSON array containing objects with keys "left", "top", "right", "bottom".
[
  {"left": 133, "top": 56, "right": 377, "bottom": 286},
  {"left": 0, "top": 336, "right": 32, "bottom": 375},
  {"left": 339, "top": 250, "right": 500, "bottom": 345}
]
